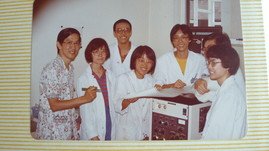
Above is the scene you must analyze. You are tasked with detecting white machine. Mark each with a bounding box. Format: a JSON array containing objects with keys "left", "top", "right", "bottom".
[{"left": 151, "top": 96, "right": 211, "bottom": 140}]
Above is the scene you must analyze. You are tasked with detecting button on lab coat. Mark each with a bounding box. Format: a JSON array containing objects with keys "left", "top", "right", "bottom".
[
  {"left": 201, "top": 76, "right": 247, "bottom": 140},
  {"left": 153, "top": 51, "right": 208, "bottom": 86},
  {"left": 104, "top": 43, "right": 136, "bottom": 76},
  {"left": 77, "top": 66, "right": 116, "bottom": 140},
  {"left": 114, "top": 70, "right": 154, "bottom": 140}
]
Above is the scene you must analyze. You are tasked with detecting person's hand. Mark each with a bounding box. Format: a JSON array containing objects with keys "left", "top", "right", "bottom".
[
  {"left": 90, "top": 136, "right": 100, "bottom": 141},
  {"left": 155, "top": 80, "right": 186, "bottom": 90},
  {"left": 125, "top": 98, "right": 139, "bottom": 104},
  {"left": 84, "top": 86, "right": 97, "bottom": 103},
  {"left": 173, "top": 80, "right": 186, "bottom": 89},
  {"left": 154, "top": 84, "right": 163, "bottom": 91},
  {"left": 194, "top": 79, "right": 209, "bottom": 94},
  {"left": 182, "top": 93, "right": 196, "bottom": 98},
  {"left": 121, "top": 98, "right": 139, "bottom": 110}
]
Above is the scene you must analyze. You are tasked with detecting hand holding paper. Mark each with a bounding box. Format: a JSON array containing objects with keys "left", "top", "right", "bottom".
[{"left": 124, "top": 85, "right": 194, "bottom": 99}]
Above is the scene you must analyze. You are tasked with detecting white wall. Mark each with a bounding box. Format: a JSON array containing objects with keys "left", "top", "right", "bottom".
[
  {"left": 31, "top": 0, "right": 244, "bottom": 106},
  {"left": 31, "top": 0, "right": 151, "bottom": 105},
  {"left": 148, "top": 0, "right": 175, "bottom": 57},
  {"left": 31, "top": 0, "right": 184, "bottom": 106},
  {"left": 221, "top": 0, "right": 244, "bottom": 73},
  {"left": 222, "top": 0, "right": 243, "bottom": 39}
]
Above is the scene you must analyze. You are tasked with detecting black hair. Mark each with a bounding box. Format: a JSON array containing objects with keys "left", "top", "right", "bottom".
[
  {"left": 170, "top": 24, "right": 193, "bottom": 43},
  {"left": 206, "top": 45, "right": 240, "bottom": 75},
  {"left": 130, "top": 45, "right": 156, "bottom": 75},
  {"left": 113, "top": 19, "right": 132, "bottom": 32},
  {"left": 84, "top": 38, "right": 110, "bottom": 63},
  {"left": 202, "top": 32, "right": 231, "bottom": 48},
  {"left": 56, "top": 28, "right": 81, "bottom": 53}
]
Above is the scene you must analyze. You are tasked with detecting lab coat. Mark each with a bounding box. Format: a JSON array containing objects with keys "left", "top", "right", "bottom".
[
  {"left": 195, "top": 68, "right": 245, "bottom": 102},
  {"left": 77, "top": 65, "right": 116, "bottom": 140},
  {"left": 114, "top": 70, "right": 154, "bottom": 140},
  {"left": 201, "top": 76, "right": 247, "bottom": 140},
  {"left": 104, "top": 43, "right": 136, "bottom": 76},
  {"left": 153, "top": 50, "right": 208, "bottom": 86}
]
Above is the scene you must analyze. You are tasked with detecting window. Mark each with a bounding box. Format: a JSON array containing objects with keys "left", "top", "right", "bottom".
[{"left": 187, "top": 0, "right": 222, "bottom": 27}]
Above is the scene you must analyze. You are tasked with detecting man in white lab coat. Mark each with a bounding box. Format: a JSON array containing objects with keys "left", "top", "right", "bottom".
[
  {"left": 201, "top": 45, "right": 247, "bottom": 140},
  {"left": 104, "top": 19, "right": 136, "bottom": 76},
  {"left": 154, "top": 24, "right": 208, "bottom": 91}
]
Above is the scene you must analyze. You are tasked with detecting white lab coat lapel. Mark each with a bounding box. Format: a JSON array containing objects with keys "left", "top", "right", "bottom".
[
  {"left": 85, "top": 66, "right": 106, "bottom": 139},
  {"left": 105, "top": 70, "right": 116, "bottom": 140},
  {"left": 184, "top": 51, "right": 192, "bottom": 78},
  {"left": 115, "top": 42, "right": 136, "bottom": 64},
  {"left": 112, "top": 44, "right": 121, "bottom": 65},
  {"left": 126, "top": 70, "right": 140, "bottom": 92},
  {"left": 184, "top": 51, "right": 197, "bottom": 85},
  {"left": 85, "top": 66, "right": 99, "bottom": 88},
  {"left": 109, "top": 43, "right": 136, "bottom": 76},
  {"left": 169, "top": 52, "right": 187, "bottom": 83}
]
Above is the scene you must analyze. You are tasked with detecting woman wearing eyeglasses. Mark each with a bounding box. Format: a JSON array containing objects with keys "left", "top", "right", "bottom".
[
  {"left": 201, "top": 44, "right": 247, "bottom": 140},
  {"left": 194, "top": 32, "right": 245, "bottom": 102},
  {"left": 77, "top": 38, "right": 116, "bottom": 141},
  {"left": 114, "top": 45, "right": 156, "bottom": 140}
]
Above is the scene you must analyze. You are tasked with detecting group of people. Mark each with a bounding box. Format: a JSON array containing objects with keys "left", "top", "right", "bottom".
[{"left": 35, "top": 19, "right": 247, "bottom": 141}]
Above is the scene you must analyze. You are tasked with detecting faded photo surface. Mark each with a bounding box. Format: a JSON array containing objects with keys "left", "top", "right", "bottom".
[{"left": 30, "top": 0, "right": 246, "bottom": 141}]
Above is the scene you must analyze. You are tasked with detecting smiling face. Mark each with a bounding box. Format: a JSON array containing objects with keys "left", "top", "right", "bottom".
[
  {"left": 91, "top": 46, "right": 107, "bottom": 65},
  {"left": 57, "top": 33, "right": 81, "bottom": 66},
  {"left": 207, "top": 58, "right": 230, "bottom": 85},
  {"left": 172, "top": 30, "right": 191, "bottom": 53},
  {"left": 113, "top": 22, "right": 132, "bottom": 44},
  {"left": 134, "top": 54, "right": 154, "bottom": 79}
]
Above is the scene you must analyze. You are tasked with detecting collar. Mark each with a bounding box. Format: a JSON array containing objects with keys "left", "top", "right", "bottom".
[{"left": 56, "top": 55, "right": 73, "bottom": 71}]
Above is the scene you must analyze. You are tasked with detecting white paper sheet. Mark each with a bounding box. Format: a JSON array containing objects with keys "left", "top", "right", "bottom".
[{"left": 124, "top": 86, "right": 194, "bottom": 99}]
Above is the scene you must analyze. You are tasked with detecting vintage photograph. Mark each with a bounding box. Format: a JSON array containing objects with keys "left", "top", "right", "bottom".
[{"left": 30, "top": 0, "right": 246, "bottom": 141}]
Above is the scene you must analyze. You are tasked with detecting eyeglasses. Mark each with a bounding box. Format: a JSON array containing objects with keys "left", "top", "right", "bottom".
[
  {"left": 172, "top": 36, "right": 189, "bottom": 42},
  {"left": 92, "top": 49, "right": 107, "bottom": 56},
  {"left": 115, "top": 28, "right": 131, "bottom": 34},
  {"left": 63, "top": 41, "right": 81, "bottom": 48},
  {"left": 207, "top": 60, "right": 222, "bottom": 67},
  {"left": 136, "top": 57, "right": 154, "bottom": 65}
]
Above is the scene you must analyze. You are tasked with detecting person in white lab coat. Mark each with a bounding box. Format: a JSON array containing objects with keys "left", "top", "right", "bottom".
[
  {"left": 104, "top": 19, "right": 136, "bottom": 76},
  {"left": 194, "top": 32, "right": 245, "bottom": 101},
  {"left": 114, "top": 45, "right": 156, "bottom": 140},
  {"left": 154, "top": 24, "right": 208, "bottom": 92},
  {"left": 201, "top": 44, "right": 247, "bottom": 140},
  {"left": 77, "top": 38, "right": 116, "bottom": 141}
]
